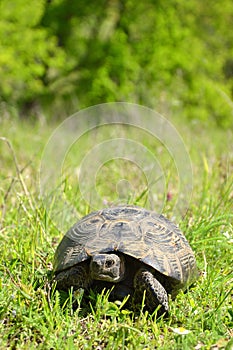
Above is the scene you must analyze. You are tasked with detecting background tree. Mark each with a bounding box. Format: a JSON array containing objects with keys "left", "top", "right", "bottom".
[{"left": 0, "top": 0, "right": 232, "bottom": 127}]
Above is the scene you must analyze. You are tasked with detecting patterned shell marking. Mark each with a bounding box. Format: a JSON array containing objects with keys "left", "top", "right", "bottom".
[{"left": 54, "top": 206, "right": 198, "bottom": 286}]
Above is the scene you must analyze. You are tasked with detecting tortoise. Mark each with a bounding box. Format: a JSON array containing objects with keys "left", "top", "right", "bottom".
[{"left": 54, "top": 205, "right": 198, "bottom": 314}]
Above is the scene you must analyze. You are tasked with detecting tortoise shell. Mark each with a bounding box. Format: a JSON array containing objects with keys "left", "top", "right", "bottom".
[{"left": 54, "top": 205, "right": 198, "bottom": 289}]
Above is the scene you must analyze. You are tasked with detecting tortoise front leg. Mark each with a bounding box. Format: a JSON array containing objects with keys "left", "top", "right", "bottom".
[
  {"left": 133, "top": 268, "right": 169, "bottom": 314},
  {"left": 54, "top": 264, "right": 90, "bottom": 291}
]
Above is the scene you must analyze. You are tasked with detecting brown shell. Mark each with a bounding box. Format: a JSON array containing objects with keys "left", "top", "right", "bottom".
[{"left": 54, "top": 206, "right": 198, "bottom": 287}]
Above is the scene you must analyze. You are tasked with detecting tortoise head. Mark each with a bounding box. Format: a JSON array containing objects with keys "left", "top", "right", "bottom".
[{"left": 90, "top": 253, "right": 125, "bottom": 282}]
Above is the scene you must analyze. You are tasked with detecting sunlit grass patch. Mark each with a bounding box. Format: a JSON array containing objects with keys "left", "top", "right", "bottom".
[{"left": 0, "top": 117, "right": 232, "bottom": 349}]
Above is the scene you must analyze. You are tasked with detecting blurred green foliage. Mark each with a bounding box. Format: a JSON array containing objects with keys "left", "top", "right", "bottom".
[{"left": 0, "top": 0, "right": 232, "bottom": 127}]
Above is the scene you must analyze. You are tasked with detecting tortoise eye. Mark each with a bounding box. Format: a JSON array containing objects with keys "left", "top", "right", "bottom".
[{"left": 105, "top": 260, "right": 114, "bottom": 268}]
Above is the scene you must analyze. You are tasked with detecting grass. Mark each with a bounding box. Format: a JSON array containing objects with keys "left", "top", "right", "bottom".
[{"left": 0, "top": 114, "right": 233, "bottom": 349}]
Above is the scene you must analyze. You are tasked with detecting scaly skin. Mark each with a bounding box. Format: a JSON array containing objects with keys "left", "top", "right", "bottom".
[
  {"left": 54, "top": 264, "right": 90, "bottom": 290},
  {"left": 134, "top": 268, "right": 169, "bottom": 314}
]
